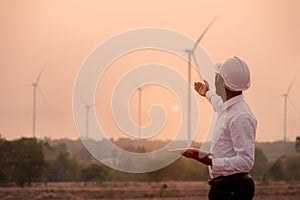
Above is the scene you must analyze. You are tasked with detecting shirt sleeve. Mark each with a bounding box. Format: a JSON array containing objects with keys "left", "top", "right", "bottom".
[
  {"left": 206, "top": 91, "right": 223, "bottom": 113},
  {"left": 211, "top": 114, "right": 257, "bottom": 173}
]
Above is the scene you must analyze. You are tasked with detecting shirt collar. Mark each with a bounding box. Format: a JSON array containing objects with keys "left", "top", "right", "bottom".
[{"left": 221, "top": 94, "right": 244, "bottom": 111}]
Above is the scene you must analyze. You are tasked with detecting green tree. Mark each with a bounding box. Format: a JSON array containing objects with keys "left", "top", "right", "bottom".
[
  {"left": 0, "top": 138, "right": 14, "bottom": 186},
  {"left": 251, "top": 148, "right": 269, "bottom": 180},
  {"left": 283, "top": 154, "right": 300, "bottom": 180},
  {"left": 77, "top": 148, "right": 92, "bottom": 163},
  {"left": 43, "top": 142, "right": 68, "bottom": 160},
  {"left": 11, "top": 138, "right": 47, "bottom": 186},
  {"left": 81, "top": 164, "right": 107, "bottom": 184},
  {"left": 269, "top": 158, "right": 285, "bottom": 181},
  {"left": 46, "top": 151, "right": 81, "bottom": 182},
  {"left": 296, "top": 136, "right": 300, "bottom": 153}
]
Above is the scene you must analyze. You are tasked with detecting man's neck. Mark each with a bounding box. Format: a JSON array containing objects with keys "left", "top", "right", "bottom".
[{"left": 225, "top": 88, "right": 242, "bottom": 101}]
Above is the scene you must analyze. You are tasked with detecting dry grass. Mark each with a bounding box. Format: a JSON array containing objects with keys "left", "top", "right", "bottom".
[{"left": 0, "top": 181, "right": 299, "bottom": 200}]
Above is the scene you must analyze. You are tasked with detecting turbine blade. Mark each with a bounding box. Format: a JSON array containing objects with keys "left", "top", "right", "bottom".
[
  {"left": 286, "top": 79, "right": 295, "bottom": 95},
  {"left": 80, "top": 98, "right": 97, "bottom": 108},
  {"left": 187, "top": 52, "right": 192, "bottom": 67},
  {"left": 25, "top": 83, "right": 34, "bottom": 87},
  {"left": 91, "top": 103, "right": 98, "bottom": 108},
  {"left": 36, "top": 64, "right": 46, "bottom": 84},
  {"left": 132, "top": 81, "right": 139, "bottom": 89},
  {"left": 37, "top": 86, "right": 48, "bottom": 103},
  {"left": 191, "top": 53, "right": 199, "bottom": 68},
  {"left": 132, "top": 81, "right": 153, "bottom": 91},
  {"left": 288, "top": 96, "right": 300, "bottom": 118},
  {"left": 191, "top": 53, "right": 204, "bottom": 81},
  {"left": 174, "top": 49, "right": 188, "bottom": 53},
  {"left": 192, "top": 16, "right": 218, "bottom": 51},
  {"left": 81, "top": 97, "right": 88, "bottom": 106}
]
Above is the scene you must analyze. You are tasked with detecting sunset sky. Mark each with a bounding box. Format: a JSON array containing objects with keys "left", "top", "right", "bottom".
[{"left": 1, "top": 0, "right": 300, "bottom": 142}]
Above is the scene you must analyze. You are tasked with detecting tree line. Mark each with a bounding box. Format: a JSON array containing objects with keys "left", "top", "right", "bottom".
[{"left": 0, "top": 137, "right": 299, "bottom": 187}]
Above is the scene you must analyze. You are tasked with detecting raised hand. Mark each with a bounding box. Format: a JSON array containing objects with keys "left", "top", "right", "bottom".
[{"left": 194, "top": 80, "right": 210, "bottom": 97}]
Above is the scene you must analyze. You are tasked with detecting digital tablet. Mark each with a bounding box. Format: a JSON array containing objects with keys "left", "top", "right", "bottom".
[{"left": 168, "top": 147, "right": 211, "bottom": 158}]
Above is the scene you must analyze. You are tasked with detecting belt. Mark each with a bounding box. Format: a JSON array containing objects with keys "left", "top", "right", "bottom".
[{"left": 208, "top": 173, "right": 251, "bottom": 186}]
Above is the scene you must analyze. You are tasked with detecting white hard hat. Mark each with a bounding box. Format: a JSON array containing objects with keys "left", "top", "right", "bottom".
[{"left": 215, "top": 56, "right": 250, "bottom": 91}]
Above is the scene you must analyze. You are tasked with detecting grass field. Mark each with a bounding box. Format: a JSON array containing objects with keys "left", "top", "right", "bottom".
[{"left": 0, "top": 181, "right": 299, "bottom": 200}]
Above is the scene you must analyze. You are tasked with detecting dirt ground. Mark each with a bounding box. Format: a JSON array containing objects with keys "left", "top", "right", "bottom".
[{"left": 0, "top": 181, "right": 299, "bottom": 200}]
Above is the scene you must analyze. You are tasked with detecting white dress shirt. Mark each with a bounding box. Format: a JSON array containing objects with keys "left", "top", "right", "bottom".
[{"left": 205, "top": 91, "right": 257, "bottom": 178}]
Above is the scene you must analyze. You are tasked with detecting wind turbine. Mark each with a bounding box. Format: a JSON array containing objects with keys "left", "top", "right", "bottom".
[
  {"left": 82, "top": 100, "right": 96, "bottom": 139},
  {"left": 181, "top": 17, "right": 217, "bottom": 143},
  {"left": 136, "top": 85, "right": 151, "bottom": 140},
  {"left": 138, "top": 87, "right": 142, "bottom": 140},
  {"left": 31, "top": 68, "right": 45, "bottom": 138},
  {"left": 282, "top": 80, "right": 298, "bottom": 142}
]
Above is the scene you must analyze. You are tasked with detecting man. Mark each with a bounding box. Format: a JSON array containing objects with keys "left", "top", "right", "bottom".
[{"left": 182, "top": 56, "right": 257, "bottom": 200}]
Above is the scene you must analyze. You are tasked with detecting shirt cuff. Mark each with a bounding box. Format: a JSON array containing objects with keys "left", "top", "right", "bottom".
[
  {"left": 212, "top": 158, "right": 224, "bottom": 172},
  {"left": 206, "top": 90, "right": 212, "bottom": 102}
]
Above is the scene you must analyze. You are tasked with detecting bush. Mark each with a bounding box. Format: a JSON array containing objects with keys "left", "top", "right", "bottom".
[
  {"left": 45, "top": 151, "right": 81, "bottom": 182},
  {"left": 81, "top": 164, "right": 107, "bottom": 183},
  {"left": 251, "top": 148, "right": 269, "bottom": 180}
]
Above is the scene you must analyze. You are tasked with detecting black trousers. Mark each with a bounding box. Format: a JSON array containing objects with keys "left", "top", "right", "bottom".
[{"left": 208, "top": 173, "right": 255, "bottom": 200}]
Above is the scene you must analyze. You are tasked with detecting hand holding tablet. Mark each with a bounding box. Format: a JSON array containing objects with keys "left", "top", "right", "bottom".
[{"left": 168, "top": 147, "right": 212, "bottom": 158}]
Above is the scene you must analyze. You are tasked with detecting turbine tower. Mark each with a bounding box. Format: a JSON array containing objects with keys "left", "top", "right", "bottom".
[
  {"left": 31, "top": 68, "right": 45, "bottom": 138},
  {"left": 183, "top": 17, "right": 217, "bottom": 143}
]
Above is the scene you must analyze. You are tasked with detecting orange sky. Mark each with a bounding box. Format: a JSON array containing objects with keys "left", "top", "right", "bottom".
[{"left": 1, "top": 0, "right": 300, "bottom": 142}]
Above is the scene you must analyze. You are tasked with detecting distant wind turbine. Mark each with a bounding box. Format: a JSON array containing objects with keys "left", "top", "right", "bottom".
[
  {"left": 180, "top": 17, "right": 217, "bottom": 143},
  {"left": 282, "top": 80, "right": 294, "bottom": 142},
  {"left": 83, "top": 100, "right": 96, "bottom": 139},
  {"left": 136, "top": 84, "right": 151, "bottom": 140},
  {"left": 31, "top": 68, "right": 46, "bottom": 138},
  {"left": 138, "top": 87, "right": 142, "bottom": 140}
]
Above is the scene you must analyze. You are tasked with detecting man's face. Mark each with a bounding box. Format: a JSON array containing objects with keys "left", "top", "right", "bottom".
[{"left": 215, "top": 73, "right": 226, "bottom": 101}]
